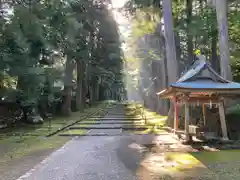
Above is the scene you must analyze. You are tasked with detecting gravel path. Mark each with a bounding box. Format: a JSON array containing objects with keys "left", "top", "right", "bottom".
[
  {"left": 16, "top": 136, "right": 140, "bottom": 180},
  {"left": 16, "top": 105, "right": 143, "bottom": 180},
  {"left": 15, "top": 134, "right": 224, "bottom": 180}
]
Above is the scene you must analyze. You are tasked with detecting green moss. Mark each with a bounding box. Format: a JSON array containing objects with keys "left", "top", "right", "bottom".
[
  {"left": 0, "top": 136, "right": 70, "bottom": 163},
  {"left": 191, "top": 150, "right": 240, "bottom": 164},
  {"left": 0, "top": 102, "right": 112, "bottom": 164},
  {"left": 60, "top": 129, "right": 86, "bottom": 136},
  {"left": 124, "top": 103, "right": 167, "bottom": 127},
  {"left": 125, "top": 128, "right": 166, "bottom": 134}
]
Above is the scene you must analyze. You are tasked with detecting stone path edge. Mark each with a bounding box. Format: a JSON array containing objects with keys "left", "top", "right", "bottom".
[
  {"left": 58, "top": 134, "right": 123, "bottom": 137},
  {"left": 45, "top": 103, "right": 115, "bottom": 137}
]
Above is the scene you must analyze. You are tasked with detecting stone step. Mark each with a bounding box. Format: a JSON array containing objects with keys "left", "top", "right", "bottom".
[
  {"left": 90, "top": 116, "right": 128, "bottom": 118},
  {"left": 105, "top": 115, "right": 126, "bottom": 117},
  {"left": 88, "top": 120, "right": 140, "bottom": 122},
  {"left": 69, "top": 125, "right": 148, "bottom": 131},
  {"left": 69, "top": 125, "right": 123, "bottom": 129},
  {"left": 87, "top": 129, "right": 122, "bottom": 135},
  {"left": 78, "top": 121, "right": 144, "bottom": 125},
  {"left": 90, "top": 117, "right": 142, "bottom": 121},
  {"left": 59, "top": 133, "right": 122, "bottom": 136},
  {"left": 108, "top": 113, "right": 126, "bottom": 114},
  {"left": 103, "top": 121, "right": 143, "bottom": 125}
]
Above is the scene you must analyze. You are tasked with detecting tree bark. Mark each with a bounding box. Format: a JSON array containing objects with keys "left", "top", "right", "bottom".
[
  {"left": 215, "top": 0, "right": 232, "bottom": 80},
  {"left": 162, "top": 0, "right": 179, "bottom": 82},
  {"left": 62, "top": 56, "right": 76, "bottom": 116},
  {"left": 186, "top": 0, "right": 194, "bottom": 64},
  {"left": 211, "top": 29, "right": 219, "bottom": 73},
  {"left": 76, "top": 60, "right": 84, "bottom": 111},
  {"left": 90, "top": 84, "right": 94, "bottom": 102},
  {"left": 162, "top": 0, "right": 179, "bottom": 126},
  {"left": 94, "top": 82, "right": 99, "bottom": 101},
  {"left": 175, "top": 33, "right": 182, "bottom": 73}
]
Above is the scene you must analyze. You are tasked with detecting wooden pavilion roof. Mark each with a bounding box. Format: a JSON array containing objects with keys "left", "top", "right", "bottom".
[{"left": 157, "top": 56, "right": 240, "bottom": 99}]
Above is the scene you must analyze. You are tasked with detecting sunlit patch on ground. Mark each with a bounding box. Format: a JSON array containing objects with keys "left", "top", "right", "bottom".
[
  {"left": 141, "top": 152, "right": 203, "bottom": 173},
  {"left": 123, "top": 103, "right": 168, "bottom": 135},
  {"left": 146, "top": 118, "right": 166, "bottom": 126},
  {"left": 128, "top": 143, "right": 148, "bottom": 153},
  {"left": 137, "top": 149, "right": 240, "bottom": 179},
  {"left": 132, "top": 128, "right": 166, "bottom": 134},
  {"left": 140, "top": 152, "right": 217, "bottom": 179}
]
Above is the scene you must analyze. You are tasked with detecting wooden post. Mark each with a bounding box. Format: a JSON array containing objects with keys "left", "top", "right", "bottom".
[
  {"left": 185, "top": 102, "right": 190, "bottom": 141},
  {"left": 173, "top": 96, "right": 179, "bottom": 133},
  {"left": 218, "top": 101, "right": 229, "bottom": 140},
  {"left": 202, "top": 104, "right": 206, "bottom": 126}
]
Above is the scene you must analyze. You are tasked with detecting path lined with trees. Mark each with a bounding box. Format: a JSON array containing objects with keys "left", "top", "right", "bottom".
[
  {"left": 1, "top": 0, "right": 240, "bottom": 179},
  {"left": 0, "top": 1, "right": 126, "bottom": 178}
]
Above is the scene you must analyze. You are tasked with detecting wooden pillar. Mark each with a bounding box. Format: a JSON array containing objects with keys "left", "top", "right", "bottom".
[
  {"left": 202, "top": 104, "right": 206, "bottom": 126},
  {"left": 218, "top": 101, "right": 229, "bottom": 140},
  {"left": 173, "top": 96, "right": 179, "bottom": 132},
  {"left": 185, "top": 102, "right": 190, "bottom": 141}
]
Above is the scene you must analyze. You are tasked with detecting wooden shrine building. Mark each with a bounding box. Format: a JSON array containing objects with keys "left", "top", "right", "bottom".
[{"left": 157, "top": 56, "right": 240, "bottom": 141}]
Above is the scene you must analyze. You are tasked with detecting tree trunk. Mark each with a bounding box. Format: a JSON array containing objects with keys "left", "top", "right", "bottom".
[
  {"left": 62, "top": 86, "right": 72, "bottom": 116},
  {"left": 211, "top": 30, "right": 219, "bottom": 73},
  {"left": 98, "top": 85, "right": 104, "bottom": 101},
  {"left": 94, "top": 82, "right": 99, "bottom": 101},
  {"left": 175, "top": 33, "right": 182, "bottom": 73},
  {"left": 186, "top": 0, "right": 194, "bottom": 64},
  {"left": 215, "top": 0, "right": 232, "bottom": 80},
  {"left": 163, "top": 0, "right": 179, "bottom": 82},
  {"left": 76, "top": 60, "right": 84, "bottom": 111},
  {"left": 163, "top": 0, "right": 179, "bottom": 126},
  {"left": 152, "top": 59, "right": 168, "bottom": 115},
  {"left": 167, "top": 103, "right": 174, "bottom": 127},
  {"left": 162, "top": 45, "right": 169, "bottom": 115},
  {"left": 152, "top": 23, "right": 167, "bottom": 113},
  {"left": 208, "top": 6, "right": 219, "bottom": 72},
  {"left": 62, "top": 56, "right": 76, "bottom": 116},
  {"left": 90, "top": 85, "right": 94, "bottom": 102},
  {"left": 82, "top": 65, "right": 89, "bottom": 108}
]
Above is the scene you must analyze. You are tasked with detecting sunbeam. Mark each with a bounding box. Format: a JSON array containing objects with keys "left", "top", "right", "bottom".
[{"left": 110, "top": 0, "right": 168, "bottom": 117}]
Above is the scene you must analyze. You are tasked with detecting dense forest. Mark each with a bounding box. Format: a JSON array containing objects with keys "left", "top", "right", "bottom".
[{"left": 0, "top": 0, "right": 125, "bottom": 127}]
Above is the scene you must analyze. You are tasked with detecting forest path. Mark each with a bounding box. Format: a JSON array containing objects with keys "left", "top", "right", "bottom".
[{"left": 14, "top": 104, "right": 240, "bottom": 180}]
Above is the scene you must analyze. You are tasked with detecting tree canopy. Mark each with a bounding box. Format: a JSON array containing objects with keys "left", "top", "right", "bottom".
[{"left": 0, "top": 0, "right": 125, "bottom": 124}]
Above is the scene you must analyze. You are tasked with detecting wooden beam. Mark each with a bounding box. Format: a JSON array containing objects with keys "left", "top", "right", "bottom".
[
  {"left": 173, "top": 96, "right": 179, "bottom": 132},
  {"left": 178, "top": 97, "right": 220, "bottom": 104},
  {"left": 174, "top": 87, "right": 240, "bottom": 94},
  {"left": 177, "top": 94, "right": 217, "bottom": 100},
  {"left": 218, "top": 101, "right": 229, "bottom": 140},
  {"left": 186, "top": 99, "right": 219, "bottom": 104},
  {"left": 185, "top": 102, "right": 190, "bottom": 141},
  {"left": 202, "top": 104, "right": 206, "bottom": 126}
]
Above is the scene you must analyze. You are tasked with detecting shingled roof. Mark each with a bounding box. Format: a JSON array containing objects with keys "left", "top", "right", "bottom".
[{"left": 158, "top": 55, "right": 240, "bottom": 98}]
